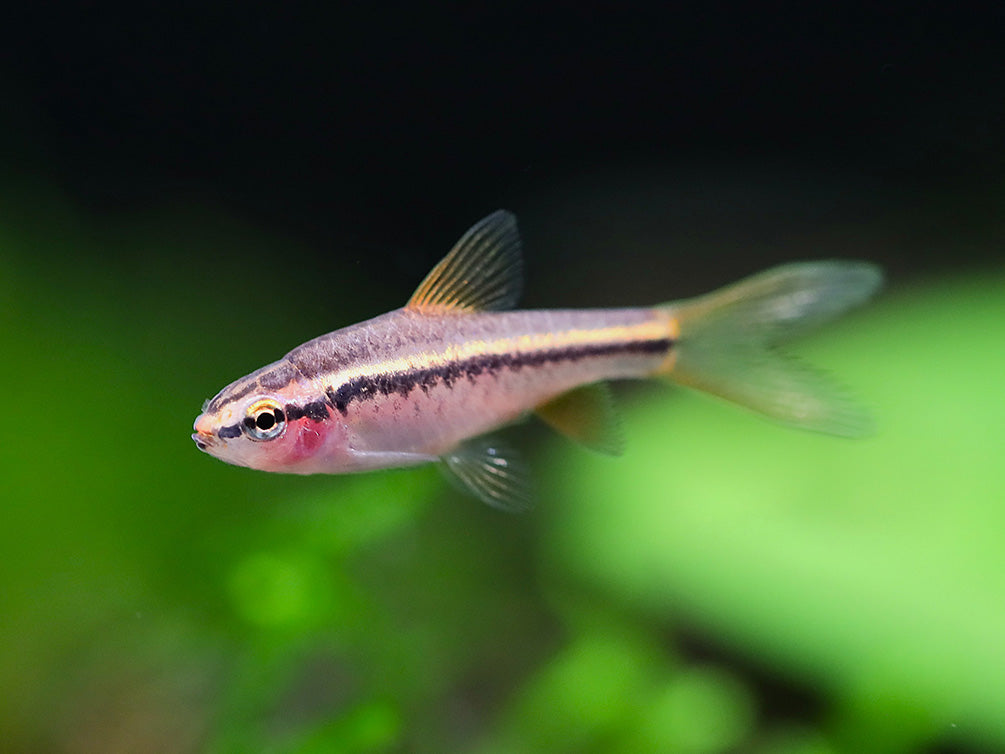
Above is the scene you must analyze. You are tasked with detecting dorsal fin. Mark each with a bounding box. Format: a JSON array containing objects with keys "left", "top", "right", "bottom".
[
  {"left": 535, "top": 383, "right": 624, "bottom": 456},
  {"left": 407, "top": 210, "right": 523, "bottom": 314}
]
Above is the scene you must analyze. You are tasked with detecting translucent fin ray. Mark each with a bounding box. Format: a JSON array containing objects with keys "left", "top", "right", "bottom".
[
  {"left": 672, "top": 261, "right": 883, "bottom": 345},
  {"left": 661, "top": 261, "right": 883, "bottom": 437},
  {"left": 407, "top": 210, "right": 523, "bottom": 313},
  {"left": 440, "top": 436, "right": 533, "bottom": 512},
  {"left": 535, "top": 383, "right": 624, "bottom": 456}
]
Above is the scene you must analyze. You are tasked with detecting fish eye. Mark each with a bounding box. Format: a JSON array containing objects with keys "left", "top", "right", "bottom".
[{"left": 243, "top": 399, "right": 286, "bottom": 441}]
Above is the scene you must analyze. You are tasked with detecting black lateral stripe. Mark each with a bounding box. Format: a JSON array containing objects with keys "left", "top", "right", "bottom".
[
  {"left": 218, "top": 423, "right": 243, "bottom": 439},
  {"left": 327, "top": 337, "right": 672, "bottom": 416},
  {"left": 284, "top": 400, "right": 330, "bottom": 423},
  {"left": 304, "top": 400, "right": 329, "bottom": 421}
]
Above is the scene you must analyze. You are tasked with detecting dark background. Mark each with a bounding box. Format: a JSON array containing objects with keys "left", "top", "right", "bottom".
[{"left": 3, "top": 3, "right": 1003, "bottom": 274}]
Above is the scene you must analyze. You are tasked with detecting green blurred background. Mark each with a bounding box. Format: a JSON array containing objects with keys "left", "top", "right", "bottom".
[{"left": 2, "top": 5, "right": 1004, "bottom": 753}]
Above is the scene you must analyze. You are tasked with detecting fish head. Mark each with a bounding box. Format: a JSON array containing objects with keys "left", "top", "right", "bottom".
[{"left": 193, "top": 362, "right": 347, "bottom": 473}]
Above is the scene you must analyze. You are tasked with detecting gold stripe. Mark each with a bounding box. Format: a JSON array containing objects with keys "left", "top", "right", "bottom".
[
  {"left": 658, "top": 310, "right": 682, "bottom": 375},
  {"left": 324, "top": 314, "right": 673, "bottom": 391}
]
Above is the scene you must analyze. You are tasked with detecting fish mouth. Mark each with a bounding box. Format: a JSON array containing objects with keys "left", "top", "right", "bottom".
[{"left": 192, "top": 431, "right": 215, "bottom": 452}]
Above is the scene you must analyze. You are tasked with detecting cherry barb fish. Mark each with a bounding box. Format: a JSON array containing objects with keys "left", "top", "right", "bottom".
[{"left": 193, "top": 211, "right": 881, "bottom": 510}]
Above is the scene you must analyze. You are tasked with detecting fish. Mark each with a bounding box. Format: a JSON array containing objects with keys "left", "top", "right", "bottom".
[{"left": 193, "top": 210, "right": 882, "bottom": 510}]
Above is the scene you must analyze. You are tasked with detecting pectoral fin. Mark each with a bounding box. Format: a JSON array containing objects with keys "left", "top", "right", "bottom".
[
  {"left": 440, "top": 436, "right": 533, "bottom": 513},
  {"left": 535, "top": 383, "right": 624, "bottom": 456}
]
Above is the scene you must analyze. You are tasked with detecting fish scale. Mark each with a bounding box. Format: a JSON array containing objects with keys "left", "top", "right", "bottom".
[{"left": 307, "top": 306, "right": 673, "bottom": 459}]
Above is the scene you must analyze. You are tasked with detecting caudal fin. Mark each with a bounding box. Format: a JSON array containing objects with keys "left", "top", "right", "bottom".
[{"left": 659, "top": 261, "right": 883, "bottom": 437}]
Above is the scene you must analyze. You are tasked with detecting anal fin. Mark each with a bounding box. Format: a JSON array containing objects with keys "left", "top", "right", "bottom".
[{"left": 535, "top": 383, "right": 624, "bottom": 456}]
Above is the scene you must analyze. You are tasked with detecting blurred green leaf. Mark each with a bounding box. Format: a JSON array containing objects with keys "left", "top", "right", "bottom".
[
  {"left": 481, "top": 628, "right": 666, "bottom": 754},
  {"left": 618, "top": 666, "right": 756, "bottom": 754},
  {"left": 284, "top": 699, "right": 401, "bottom": 754}
]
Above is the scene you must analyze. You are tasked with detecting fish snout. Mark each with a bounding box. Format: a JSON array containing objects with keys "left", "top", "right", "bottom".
[{"left": 192, "top": 414, "right": 218, "bottom": 452}]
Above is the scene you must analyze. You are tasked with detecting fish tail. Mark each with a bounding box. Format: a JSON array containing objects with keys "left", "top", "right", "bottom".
[{"left": 656, "top": 261, "right": 883, "bottom": 436}]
